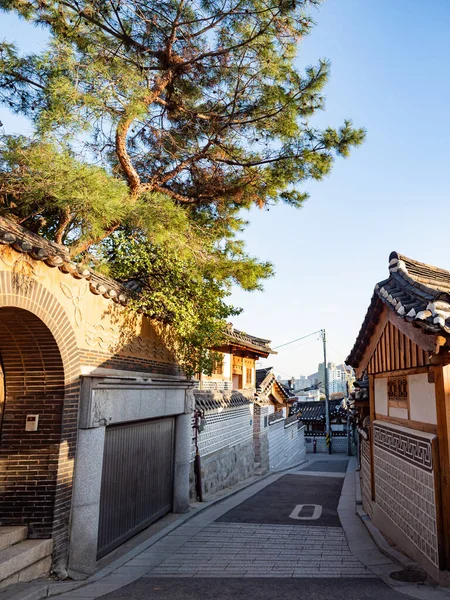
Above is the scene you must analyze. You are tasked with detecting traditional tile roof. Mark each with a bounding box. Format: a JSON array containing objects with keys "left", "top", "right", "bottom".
[
  {"left": 0, "top": 216, "right": 130, "bottom": 305},
  {"left": 0, "top": 216, "right": 274, "bottom": 354},
  {"left": 256, "top": 366, "right": 272, "bottom": 388},
  {"left": 255, "top": 367, "right": 297, "bottom": 402},
  {"left": 226, "top": 325, "right": 274, "bottom": 356},
  {"left": 347, "top": 251, "right": 450, "bottom": 367},
  {"left": 194, "top": 389, "right": 252, "bottom": 411},
  {"left": 279, "top": 382, "right": 297, "bottom": 399},
  {"left": 294, "top": 399, "right": 344, "bottom": 422}
]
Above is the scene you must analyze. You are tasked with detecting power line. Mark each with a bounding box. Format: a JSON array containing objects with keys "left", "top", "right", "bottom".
[{"left": 273, "top": 329, "right": 322, "bottom": 350}]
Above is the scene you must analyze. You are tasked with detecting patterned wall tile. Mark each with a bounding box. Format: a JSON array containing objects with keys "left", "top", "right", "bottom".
[{"left": 373, "top": 424, "right": 438, "bottom": 567}]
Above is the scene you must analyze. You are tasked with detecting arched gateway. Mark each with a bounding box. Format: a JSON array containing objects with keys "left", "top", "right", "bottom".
[
  {"left": 0, "top": 272, "right": 80, "bottom": 572},
  {"left": 0, "top": 219, "right": 194, "bottom": 582}
]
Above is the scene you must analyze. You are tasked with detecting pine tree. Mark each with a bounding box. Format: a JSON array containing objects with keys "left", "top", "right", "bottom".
[{"left": 0, "top": 0, "right": 365, "bottom": 373}]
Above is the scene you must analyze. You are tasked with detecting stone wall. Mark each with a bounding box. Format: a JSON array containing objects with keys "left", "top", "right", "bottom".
[
  {"left": 190, "top": 403, "right": 255, "bottom": 498},
  {"left": 372, "top": 420, "right": 439, "bottom": 571},
  {"left": 190, "top": 438, "right": 255, "bottom": 498},
  {"left": 190, "top": 402, "right": 307, "bottom": 498},
  {"left": 268, "top": 417, "right": 305, "bottom": 471}
]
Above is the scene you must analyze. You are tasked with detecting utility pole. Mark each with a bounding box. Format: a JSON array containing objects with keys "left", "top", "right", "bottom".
[{"left": 322, "top": 329, "right": 332, "bottom": 454}]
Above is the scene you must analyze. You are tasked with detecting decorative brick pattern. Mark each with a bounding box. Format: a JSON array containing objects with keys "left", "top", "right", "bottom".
[
  {"left": 374, "top": 422, "right": 433, "bottom": 472},
  {"left": 268, "top": 419, "right": 305, "bottom": 470},
  {"left": 191, "top": 405, "right": 253, "bottom": 461},
  {"left": 373, "top": 428, "right": 438, "bottom": 567}
]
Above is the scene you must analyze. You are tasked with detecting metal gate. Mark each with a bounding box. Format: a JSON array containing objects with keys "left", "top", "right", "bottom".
[{"left": 97, "top": 417, "right": 175, "bottom": 558}]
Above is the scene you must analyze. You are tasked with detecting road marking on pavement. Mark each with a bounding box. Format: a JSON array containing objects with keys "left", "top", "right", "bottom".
[{"left": 289, "top": 504, "right": 323, "bottom": 520}]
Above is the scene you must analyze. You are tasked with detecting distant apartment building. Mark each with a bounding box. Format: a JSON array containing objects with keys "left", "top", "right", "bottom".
[{"left": 318, "top": 362, "right": 355, "bottom": 395}]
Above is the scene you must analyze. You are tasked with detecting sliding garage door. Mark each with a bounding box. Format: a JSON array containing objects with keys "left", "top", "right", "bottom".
[{"left": 97, "top": 417, "right": 175, "bottom": 558}]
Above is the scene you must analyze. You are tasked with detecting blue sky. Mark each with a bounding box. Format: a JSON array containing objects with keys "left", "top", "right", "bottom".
[{"left": 1, "top": 0, "right": 450, "bottom": 377}]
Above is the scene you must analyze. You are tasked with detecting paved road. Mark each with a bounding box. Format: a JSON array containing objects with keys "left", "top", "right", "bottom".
[
  {"left": 58, "top": 456, "right": 421, "bottom": 600},
  {"left": 102, "top": 577, "right": 415, "bottom": 600}
]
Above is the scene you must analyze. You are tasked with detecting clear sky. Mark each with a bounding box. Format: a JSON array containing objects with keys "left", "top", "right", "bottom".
[{"left": 2, "top": 0, "right": 450, "bottom": 378}]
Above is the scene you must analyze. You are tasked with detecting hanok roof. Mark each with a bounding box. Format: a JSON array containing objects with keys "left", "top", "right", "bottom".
[
  {"left": 0, "top": 216, "right": 130, "bottom": 305},
  {"left": 256, "top": 367, "right": 297, "bottom": 402},
  {"left": 256, "top": 367, "right": 273, "bottom": 390},
  {"left": 347, "top": 251, "right": 450, "bottom": 367},
  {"left": 295, "top": 400, "right": 345, "bottom": 422},
  {"left": 226, "top": 326, "right": 274, "bottom": 357},
  {"left": 0, "top": 216, "right": 274, "bottom": 354}
]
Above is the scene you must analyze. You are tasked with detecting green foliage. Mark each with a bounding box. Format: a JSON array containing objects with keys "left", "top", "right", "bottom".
[
  {"left": 0, "top": 135, "right": 129, "bottom": 244},
  {"left": 0, "top": 0, "right": 366, "bottom": 374},
  {"left": 105, "top": 232, "right": 242, "bottom": 377}
]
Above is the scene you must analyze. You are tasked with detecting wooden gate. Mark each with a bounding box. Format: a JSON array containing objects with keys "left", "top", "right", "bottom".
[{"left": 97, "top": 417, "right": 175, "bottom": 558}]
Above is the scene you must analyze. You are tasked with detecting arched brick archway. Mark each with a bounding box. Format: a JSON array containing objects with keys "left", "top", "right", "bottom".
[
  {"left": 0, "top": 308, "right": 65, "bottom": 536},
  {"left": 0, "top": 271, "right": 80, "bottom": 567}
]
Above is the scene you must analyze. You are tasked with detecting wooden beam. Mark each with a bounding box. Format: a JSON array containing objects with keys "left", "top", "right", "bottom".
[
  {"left": 388, "top": 311, "right": 439, "bottom": 353},
  {"left": 434, "top": 363, "right": 450, "bottom": 569},
  {"left": 373, "top": 366, "right": 429, "bottom": 378},
  {"left": 356, "top": 307, "right": 389, "bottom": 377},
  {"left": 374, "top": 413, "right": 437, "bottom": 435}
]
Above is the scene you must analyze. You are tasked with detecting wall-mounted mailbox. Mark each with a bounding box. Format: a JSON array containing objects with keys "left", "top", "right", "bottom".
[{"left": 25, "top": 414, "right": 39, "bottom": 432}]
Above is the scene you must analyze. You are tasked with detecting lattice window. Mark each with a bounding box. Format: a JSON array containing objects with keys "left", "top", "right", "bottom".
[
  {"left": 212, "top": 356, "right": 223, "bottom": 375},
  {"left": 246, "top": 367, "right": 253, "bottom": 385},
  {"left": 387, "top": 376, "right": 409, "bottom": 410}
]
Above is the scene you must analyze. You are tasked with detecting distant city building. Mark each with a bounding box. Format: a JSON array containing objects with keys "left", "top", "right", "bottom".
[{"left": 318, "top": 362, "right": 355, "bottom": 396}]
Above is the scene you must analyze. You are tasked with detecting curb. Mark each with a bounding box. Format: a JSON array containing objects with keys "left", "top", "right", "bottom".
[{"left": 356, "top": 506, "right": 415, "bottom": 568}]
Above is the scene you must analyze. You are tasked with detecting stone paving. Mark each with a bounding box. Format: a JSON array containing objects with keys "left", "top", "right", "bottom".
[
  {"left": 145, "top": 523, "right": 372, "bottom": 578},
  {"left": 55, "top": 456, "right": 403, "bottom": 600}
]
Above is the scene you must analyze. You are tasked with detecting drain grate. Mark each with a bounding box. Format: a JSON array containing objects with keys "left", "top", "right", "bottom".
[{"left": 389, "top": 568, "right": 427, "bottom": 583}]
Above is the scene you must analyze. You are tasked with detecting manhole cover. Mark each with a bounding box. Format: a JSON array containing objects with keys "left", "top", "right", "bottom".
[{"left": 389, "top": 568, "right": 427, "bottom": 583}]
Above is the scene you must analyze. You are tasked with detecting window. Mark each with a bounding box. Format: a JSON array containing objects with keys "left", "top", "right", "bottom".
[
  {"left": 212, "top": 357, "right": 223, "bottom": 376},
  {"left": 246, "top": 367, "right": 253, "bottom": 385},
  {"left": 387, "top": 376, "right": 408, "bottom": 410}
]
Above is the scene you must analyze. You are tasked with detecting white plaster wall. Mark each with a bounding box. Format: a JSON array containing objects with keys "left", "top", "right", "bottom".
[
  {"left": 389, "top": 407, "right": 409, "bottom": 419},
  {"left": 222, "top": 353, "right": 232, "bottom": 380},
  {"left": 409, "top": 373, "right": 437, "bottom": 425},
  {"left": 375, "top": 378, "right": 388, "bottom": 415}
]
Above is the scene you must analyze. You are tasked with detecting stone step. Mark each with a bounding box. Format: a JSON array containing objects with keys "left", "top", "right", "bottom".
[
  {"left": 0, "top": 530, "right": 28, "bottom": 553},
  {"left": 0, "top": 540, "right": 53, "bottom": 589}
]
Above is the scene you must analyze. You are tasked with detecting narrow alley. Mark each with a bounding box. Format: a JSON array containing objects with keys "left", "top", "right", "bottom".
[{"left": 52, "top": 456, "right": 434, "bottom": 600}]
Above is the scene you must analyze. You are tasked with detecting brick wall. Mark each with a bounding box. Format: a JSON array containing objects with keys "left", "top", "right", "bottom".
[
  {"left": 0, "top": 269, "right": 182, "bottom": 572},
  {"left": 79, "top": 349, "right": 182, "bottom": 376},
  {"left": 0, "top": 307, "right": 65, "bottom": 537},
  {"left": 0, "top": 272, "right": 81, "bottom": 572}
]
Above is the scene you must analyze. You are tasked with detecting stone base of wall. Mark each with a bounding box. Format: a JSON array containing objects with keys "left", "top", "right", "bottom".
[
  {"left": 254, "top": 430, "right": 269, "bottom": 473},
  {"left": 372, "top": 503, "right": 440, "bottom": 583},
  {"left": 189, "top": 439, "right": 255, "bottom": 499}
]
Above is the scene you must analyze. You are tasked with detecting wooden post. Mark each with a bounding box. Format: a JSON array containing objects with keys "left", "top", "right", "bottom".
[
  {"left": 369, "top": 374, "right": 376, "bottom": 502},
  {"left": 434, "top": 363, "right": 450, "bottom": 569}
]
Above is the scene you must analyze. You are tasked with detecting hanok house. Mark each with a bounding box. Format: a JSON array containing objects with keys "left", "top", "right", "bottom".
[
  {"left": 347, "top": 251, "right": 450, "bottom": 584},
  {"left": 196, "top": 326, "right": 273, "bottom": 391},
  {"left": 255, "top": 367, "right": 297, "bottom": 413},
  {"left": 0, "top": 217, "right": 195, "bottom": 583},
  {"left": 293, "top": 399, "right": 349, "bottom": 453},
  {"left": 191, "top": 330, "right": 275, "bottom": 497}
]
